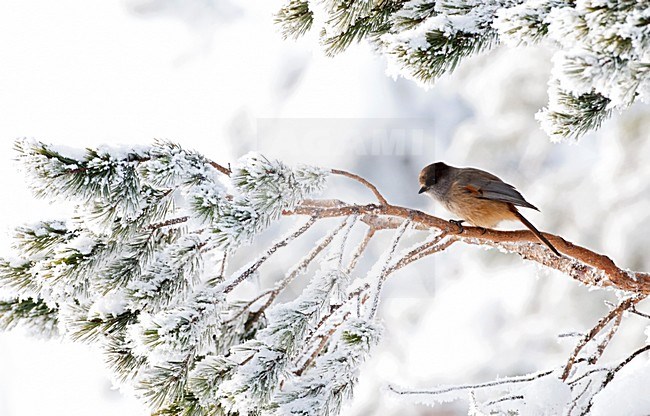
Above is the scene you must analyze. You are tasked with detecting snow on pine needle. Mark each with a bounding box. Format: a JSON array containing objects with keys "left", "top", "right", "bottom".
[
  {"left": 276, "top": 0, "right": 650, "bottom": 140},
  {"left": 216, "top": 219, "right": 356, "bottom": 413},
  {"left": 268, "top": 317, "right": 382, "bottom": 416},
  {"left": 0, "top": 140, "right": 345, "bottom": 415}
]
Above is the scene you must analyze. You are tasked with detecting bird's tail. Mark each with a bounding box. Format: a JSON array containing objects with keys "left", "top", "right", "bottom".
[{"left": 510, "top": 207, "right": 560, "bottom": 256}]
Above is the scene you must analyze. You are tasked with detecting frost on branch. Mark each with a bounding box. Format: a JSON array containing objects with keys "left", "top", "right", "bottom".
[
  {"left": 217, "top": 219, "right": 356, "bottom": 413},
  {"left": 276, "top": 0, "right": 650, "bottom": 140},
  {"left": 3, "top": 141, "right": 650, "bottom": 416},
  {"left": 0, "top": 140, "right": 335, "bottom": 415},
  {"left": 269, "top": 318, "right": 382, "bottom": 416}
]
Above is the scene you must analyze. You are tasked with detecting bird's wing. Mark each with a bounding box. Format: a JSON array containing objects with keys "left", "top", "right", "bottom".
[{"left": 458, "top": 168, "right": 539, "bottom": 211}]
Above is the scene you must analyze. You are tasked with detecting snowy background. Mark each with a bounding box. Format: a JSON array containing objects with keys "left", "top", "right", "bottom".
[{"left": 0, "top": 1, "right": 649, "bottom": 415}]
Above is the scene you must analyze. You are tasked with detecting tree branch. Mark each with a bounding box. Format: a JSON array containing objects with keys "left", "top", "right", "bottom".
[
  {"left": 146, "top": 216, "right": 190, "bottom": 230},
  {"left": 561, "top": 294, "right": 646, "bottom": 380},
  {"left": 208, "top": 160, "right": 232, "bottom": 176},
  {"left": 388, "top": 369, "right": 554, "bottom": 397},
  {"left": 579, "top": 344, "right": 650, "bottom": 416},
  {"left": 330, "top": 169, "right": 388, "bottom": 205},
  {"left": 220, "top": 216, "right": 317, "bottom": 293},
  {"left": 284, "top": 200, "right": 650, "bottom": 294},
  {"left": 345, "top": 226, "right": 376, "bottom": 274},
  {"left": 229, "top": 218, "right": 352, "bottom": 327}
]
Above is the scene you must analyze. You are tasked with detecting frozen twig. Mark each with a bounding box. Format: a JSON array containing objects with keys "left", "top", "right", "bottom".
[
  {"left": 567, "top": 367, "right": 609, "bottom": 386},
  {"left": 629, "top": 305, "right": 650, "bottom": 320},
  {"left": 388, "top": 369, "right": 554, "bottom": 397},
  {"left": 295, "top": 283, "right": 372, "bottom": 374},
  {"left": 561, "top": 294, "right": 646, "bottom": 380},
  {"left": 218, "top": 250, "right": 228, "bottom": 280},
  {"left": 146, "top": 216, "right": 190, "bottom": 230},
  {"left": 221, "top": 216, "right": 317, "bottom": 293},
  {"left": 567, "top": 379, "right": 592, "bottom": 416},
  {"left": 263, "top": 218, "right": 350, "bottom": 300},
  {"left": 345, "top": 226, "right": 376, "bottom": 274},
  {"left": 384, "top": 232, "right": 453, "bottom": 276},
  {"left": 285, "top": 200, "right": 650, "bottom": 294},
  {"left": 367, "top": 219, "right": 411, "bottom": 320},
  {"left": 579, "top": 344, "right": 650, "bottom": 416},
  {"left": 485, "top": 394, "right": 524, "bottom": 407},
  {"left": 335, "top": 216, "right": 358, "bottom": 269},
  {"left": 228, "top": 218, "right": 351, "bottom": 325},
  {"left": 294, "top": 317, "right": 346, "bottom": 377},
  {"left": 589, "top": 312, "right": 623, "bottom": 365},
  {"left": 302, "top": 284, "right": 370, "bottom": 350},
  {"left": 330, "top": 169, "right": 388, "bottom": 205}
]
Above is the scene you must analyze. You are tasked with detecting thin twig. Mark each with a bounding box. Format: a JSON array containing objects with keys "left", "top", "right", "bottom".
[
  {"left": 146, "top": 216, "right": 190, "bottom": 230},
  {"left": 580, "top": 344, "right": 650, "bottom": 416},
  {"left": 236, "top": 219, "right": 351, "bottom": 328},
  {"left": 336, "top": 216, "right": 358, "bottom": 269},
  {"left": 630, "top": 306, "right": 650, "bottom": 320},
  {"left": 485, "top": 394, "right": 524, "bottom": 407},
  {"left": 295, "top": 326, "right": 338, "bottom": 376},
  {"left": 223, "top": 290, "right": 274, "bottom": 324},
  {"left": 345, "top": 226, "right": 376, "bottom": 274},
  {"left": 561, "top": 294, "right": 646, "bottom": 380},
  {"left": 602, "top": 344, "right": 650, "bottom": 388},
  {"left": 303, "top": 284, "right": 370, "bottom": 348},
  {"left": 589, "top": 312, "right": 623, "bottom": 364},
  {"left": 284, "top": 200, "right": 650, "bottom": 294},
  {"left": 294, "top": 313, "right": 350, "bottom": 376},
  {"left": 567, "top": 367, "right": 609, "bottom": 386},
  {"left": 293, "top": 283, "right": 371, "bottom": 377},
  {"left": 567, "top": 379, "right": 592, "bottom": 416},
  {"left": 388, "top": 370, "right": 554, "bottom": 397},
  {"left": 264, "top": 218, "right": 351, "bottom": 301},
  {"left": 221, "top": 216, "right": 317, "bottom": 293},
  {"left": 367, "top": 219, "right": 411, "bottom": 319},
  {"left": 218, "top": 251, "right": 228, "bottom": 281},
  {"left": 330, "top": 169, "right": 388, "bottom": 205},
  {"left": 208, "top": 160, "right": 231, "bottom": 176},
  {"left": 384, "top": 233, "right": 452, "bottom": 276}
]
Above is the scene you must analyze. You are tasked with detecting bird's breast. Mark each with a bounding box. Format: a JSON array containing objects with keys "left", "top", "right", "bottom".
[{"left": 446, "top": 189, "right": 517, "bottom": 228}]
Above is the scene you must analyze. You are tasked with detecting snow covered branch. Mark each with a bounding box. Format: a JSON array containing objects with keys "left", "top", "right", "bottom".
[
  {"left": 2, "top": 141, "right": 649, "bottom": 415},
  {"left": 286, "top": 199, "right": 650, "bottom": 294},
  {"left": 276, "top": 0, "right": 650, "bottom": 140}
]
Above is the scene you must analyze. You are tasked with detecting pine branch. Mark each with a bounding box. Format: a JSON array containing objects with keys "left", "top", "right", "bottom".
[
  {"left": 274, "top": 0, "right": 649, "bottom": 140},
  {"left": 285, "top": 200, "right": 650, "bottom": 294},
  {"left": 276, "top": 0, "right": 314, "bottom": 40},
  {"left": 6, "top": 146, "right": 650, "bottom": 415},
  {"left": 0, "top": 297, "right": 58, "bottom": 336},
  {"left": 220, "top": 216, "right": 317, "bottom": 293}
]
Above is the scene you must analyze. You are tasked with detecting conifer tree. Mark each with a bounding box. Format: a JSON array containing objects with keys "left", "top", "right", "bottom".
[
  {"left": 2, "top": 140, "right": 649, "bottom": 415},
  {"left": 276, "top": 0, "right": 650, "bottom": 141},
  {"left": 0, "top": 140, "right": 383, "bottom": 416}
]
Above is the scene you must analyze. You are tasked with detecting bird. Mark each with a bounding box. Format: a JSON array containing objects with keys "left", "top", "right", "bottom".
[{"left": 418, "top": 162, "right": 560, "bottom": 256}]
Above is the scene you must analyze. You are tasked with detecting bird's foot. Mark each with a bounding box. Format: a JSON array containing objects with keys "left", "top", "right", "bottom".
[
  {"left": 478, "top": 227, "right": 487, "bottom": 235},
  {"left": 449, "top": 219, "right": 465, "bottom": 234}
]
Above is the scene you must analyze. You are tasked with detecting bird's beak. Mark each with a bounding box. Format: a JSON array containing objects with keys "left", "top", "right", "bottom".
[{"left": 418, "top": 186, "right": 427, "bottom": 194}]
